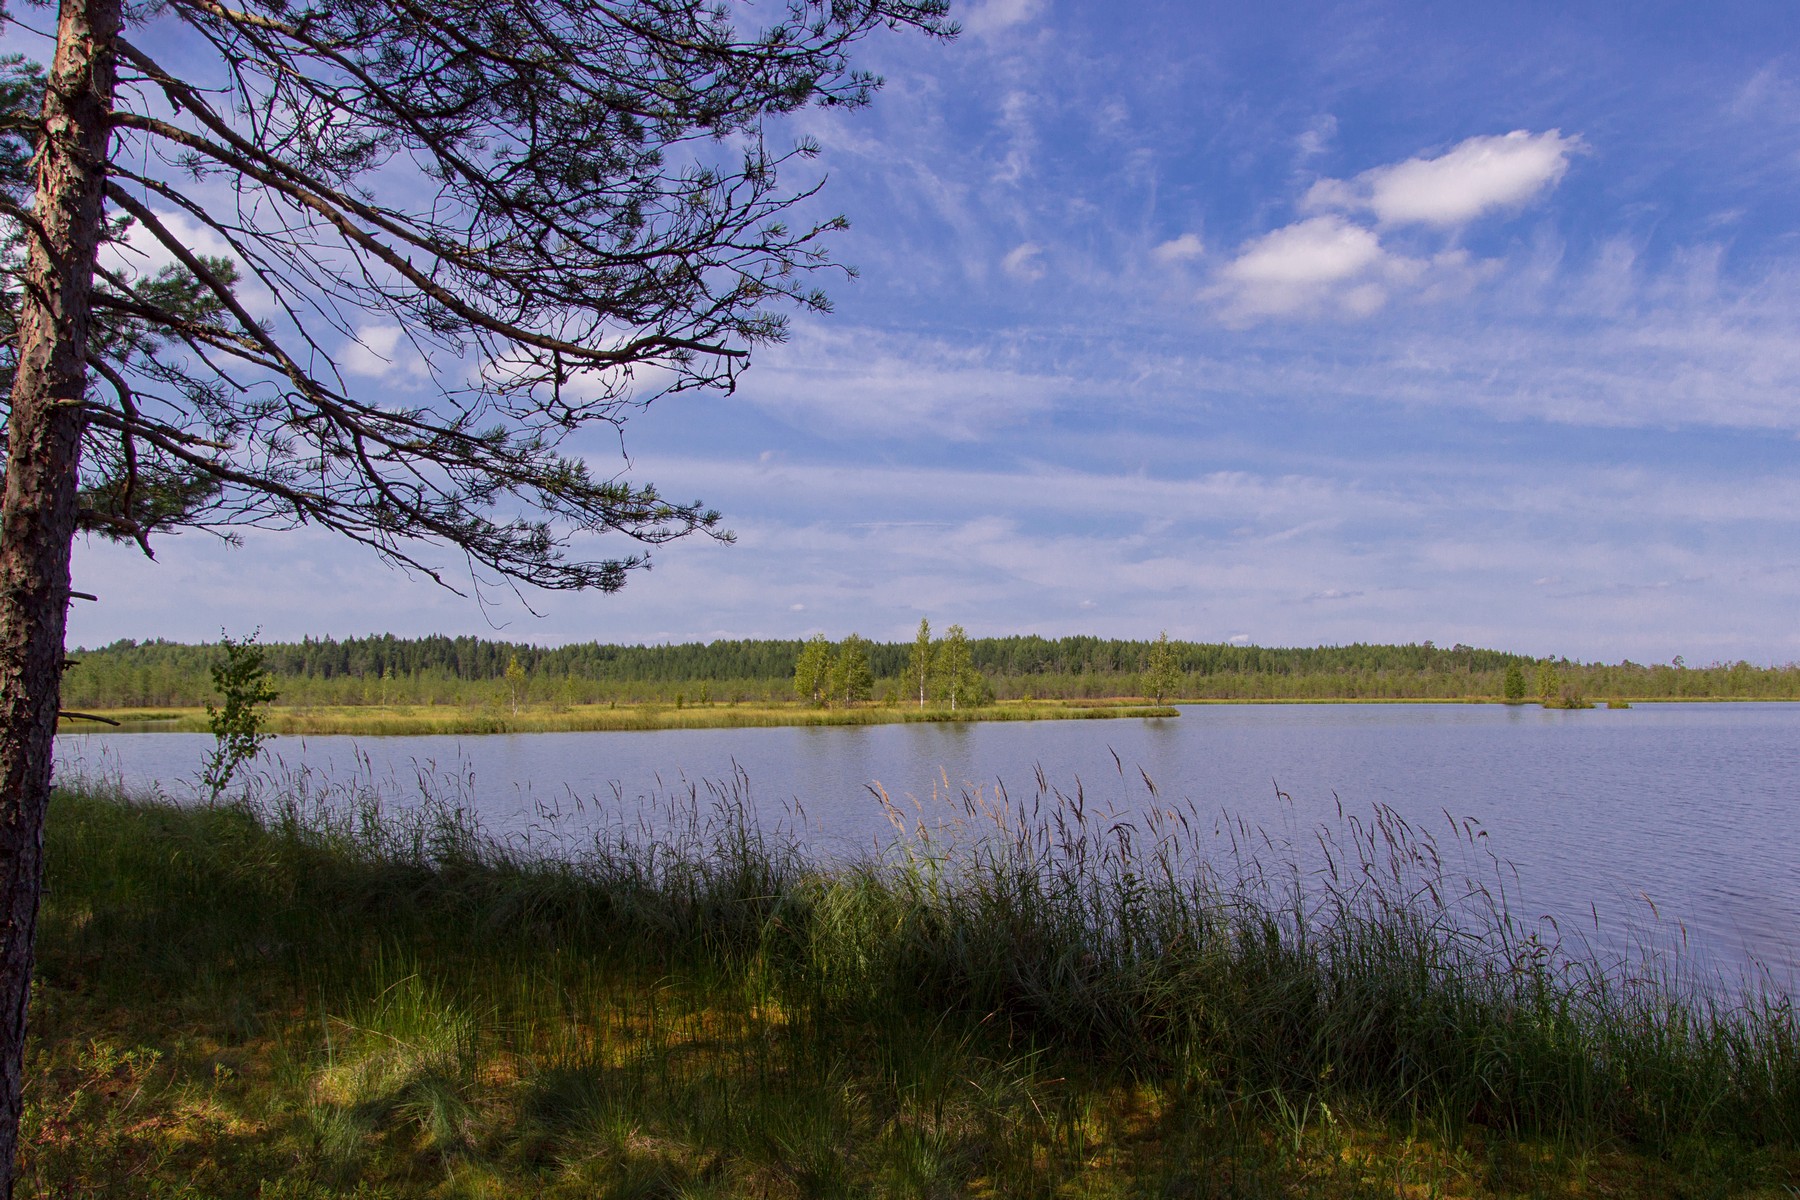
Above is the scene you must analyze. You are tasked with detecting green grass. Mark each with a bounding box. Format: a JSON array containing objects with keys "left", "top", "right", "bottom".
[
  {"left": 60, "top": 696, "right": 1790, "bottom": 739},
  {"left": 60, "top": 699, "right": 1181, "bottom": 736},
  {"left": 21, "top": 768, "right": 1798, "bottom": 1197}
]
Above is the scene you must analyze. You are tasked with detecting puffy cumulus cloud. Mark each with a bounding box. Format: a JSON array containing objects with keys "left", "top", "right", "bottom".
[
  {"left": 1306, "top": 130, "right": 1583, "bottom": 227},
  {"left": 102, "top": 207, "right": 234, "bottom": 280},
  {"left": 475, "top": 338, "right": 683, "bottom": 406},
  {"left": 341, "top": 323, "right": 403, "bottom": 378},
  {"left": 1206, "top": 216, "right": 1492, "bottom": 321},
  {"left": 1221, "top": 216, "right": 1382, "bottom": 287},
  {"left": 1151, "top": 232, "right": 1206, "bottom": 265},
  {"left": 341, "top": 322, "right": 428, "bottom": 382},
  {"left": 1204, "top": 131, "right": 1573, "bottom": 322},
  {"left": 99, "top": 205, "right": 279, "bottom": 319}
]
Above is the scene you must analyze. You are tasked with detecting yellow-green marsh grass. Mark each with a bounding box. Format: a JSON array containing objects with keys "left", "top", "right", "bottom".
[
  {"left": 59, "top": 697, "right": 1180, "bottom": 736},
  {"left": 22, "top": 770, "right": 1798, "bottom": 1197}
]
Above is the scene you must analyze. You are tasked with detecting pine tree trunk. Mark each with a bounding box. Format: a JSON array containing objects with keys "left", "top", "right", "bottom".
[{"left": 0, "top": 0, "right": 119, "bottom": 1190}]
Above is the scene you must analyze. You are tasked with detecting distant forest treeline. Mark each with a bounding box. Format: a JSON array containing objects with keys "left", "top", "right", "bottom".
[{"left": 60, "top": 634, "right": 1800, "bottom": 708}]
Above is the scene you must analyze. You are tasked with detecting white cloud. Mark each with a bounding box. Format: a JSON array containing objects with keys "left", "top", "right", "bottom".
[
  {"left": 1306, "top": 130, "right": 1583, "bottom": 227},
  {"left": 1337, "top": 282, "right": 1388, "bottom": 317},
  {"left": 553, "top": 357, "right": 681, "bottom": 405},
  {"left": 1198, "top": 131, "right": 1577, "bottom": 323},
  {"left": 1001, "top": 241, "right": 1048, "bottom": 281},
  {"left": 341, "top": 323, "right": 408, "bottom": 380},
  {"left": 66, "top": 435, "right": 1800, "bottom": 663},
  {"left": 1263, "top": 246, "right": 1800, "bottom": 433},
  {"left": 989, "top": 88, "right": 1042, "bottom": 184},
  {"left": 1295, "top": 114, "right": 1338, "bottom": 160},
  {"left": 1152, "top": 232, "right": 1207, "bottom": 265},
  {"left": 103, "top": 208, "right": 234, "bottom": 280},
  {"left": 961, "top": 0, "right": 1045, "bottom": 36},
  {"left": 1223, "top": 216, "right": 1383, "bottom": 286},
  {"left": 1729, "top": 63, "right": 1799, "bottom": 121},
  {"left": 1165, "top": 236, "right": 1800, "bottom": 425},
  {"left": 737, "top": 322, "right": 1066, "bottom": 440},
  {"left": 1206, "top": 216, "right": 1492, "bottom": 320},
  {"left": 99, "top": 205, "right": 279, "bottom": 320}
]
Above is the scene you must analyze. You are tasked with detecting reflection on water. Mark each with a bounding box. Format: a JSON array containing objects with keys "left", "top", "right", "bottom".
[{"left": 56, "top": 702, "right": 1800, "bottom": 985}]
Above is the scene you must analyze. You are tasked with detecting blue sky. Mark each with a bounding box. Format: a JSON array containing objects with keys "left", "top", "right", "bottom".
[{"left": 64, "top": 0, "right": 1800, "bottom": 663}]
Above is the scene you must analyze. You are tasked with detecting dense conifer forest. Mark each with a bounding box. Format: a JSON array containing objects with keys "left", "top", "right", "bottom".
[{"left": 60, "top": 633, "right": 1800, "bottom": 708}]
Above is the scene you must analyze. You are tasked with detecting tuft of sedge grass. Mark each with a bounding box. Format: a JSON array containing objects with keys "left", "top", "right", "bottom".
[{"left": 19, "top": 765, "right": 1799, "bottom": 1197}]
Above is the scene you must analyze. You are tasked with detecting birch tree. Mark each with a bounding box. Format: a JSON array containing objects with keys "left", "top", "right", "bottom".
[
  {"left": 828, "top": 631, "right": 872, "bottom": 706},
  {"left": 908, "top": 616, "right": 931, "bottom": 708},
  {"left": 793, "top": 634, "right": 832, "bottom": 708},
  {"left": 934, "top": 622, "right": 971, "bottom": 711},
  {"left": 503, "top": 653, "right": 526, "bottom": 715}
]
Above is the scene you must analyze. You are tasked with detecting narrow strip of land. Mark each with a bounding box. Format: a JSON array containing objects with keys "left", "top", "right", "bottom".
[{"left": 61, "top": 699, "right": 1181, "bottom": 736}]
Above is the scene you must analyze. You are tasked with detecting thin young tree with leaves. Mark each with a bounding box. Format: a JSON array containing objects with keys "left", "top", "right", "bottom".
[
  {"left": 199, "top": 628, "right": 277, "bottom": 800},
  {"left": 0, "top": 1, "right": 951, "bottom": 1186},
  {"left": 908, "top": 616, "right": 932, "bottom": 709}
]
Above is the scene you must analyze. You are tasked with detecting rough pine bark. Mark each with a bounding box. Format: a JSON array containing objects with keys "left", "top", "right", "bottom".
[{"left": 0, "top": 0, "right": 120, "bottom": 1190}]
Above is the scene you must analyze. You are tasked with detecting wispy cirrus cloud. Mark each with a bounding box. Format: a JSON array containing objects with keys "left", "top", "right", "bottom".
[
  {"left": 960, "top": 0, "right": 1047, "bottom": 37},
  {"left": 1001, "top": 241, "right": 1048, "bottom": 280},
  {"left": 68, "top": 425, "right": 1800, "bottom": 662},
  {"left": 736, "top": 322, "right": 1069, "bottom": 440}
]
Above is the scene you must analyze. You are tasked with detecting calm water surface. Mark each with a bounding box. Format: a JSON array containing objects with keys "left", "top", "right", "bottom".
[{"left": 57, "top": 703, "right": 1800, "bottom": 983}]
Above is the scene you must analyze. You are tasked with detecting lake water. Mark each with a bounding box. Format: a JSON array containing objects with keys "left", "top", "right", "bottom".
[{"left": 56, "top": 702, "right": 1800, "bottom": 986}]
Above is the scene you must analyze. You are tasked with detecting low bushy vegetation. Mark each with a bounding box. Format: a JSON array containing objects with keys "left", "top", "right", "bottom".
[{"left": 23, "top": 766, "right": 1798, "bottom": 1196}]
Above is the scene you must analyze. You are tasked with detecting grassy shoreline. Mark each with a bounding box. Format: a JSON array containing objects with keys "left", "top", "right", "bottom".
[
  {"left": 60, "top": 698, "right": 1182, "bottom": 736},
  {"left": 23, "top": 774, "right": 1798, "bottom": 1197},
  {"left": 58, "top": 694, "right": 1791, "bottom": 737}
]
